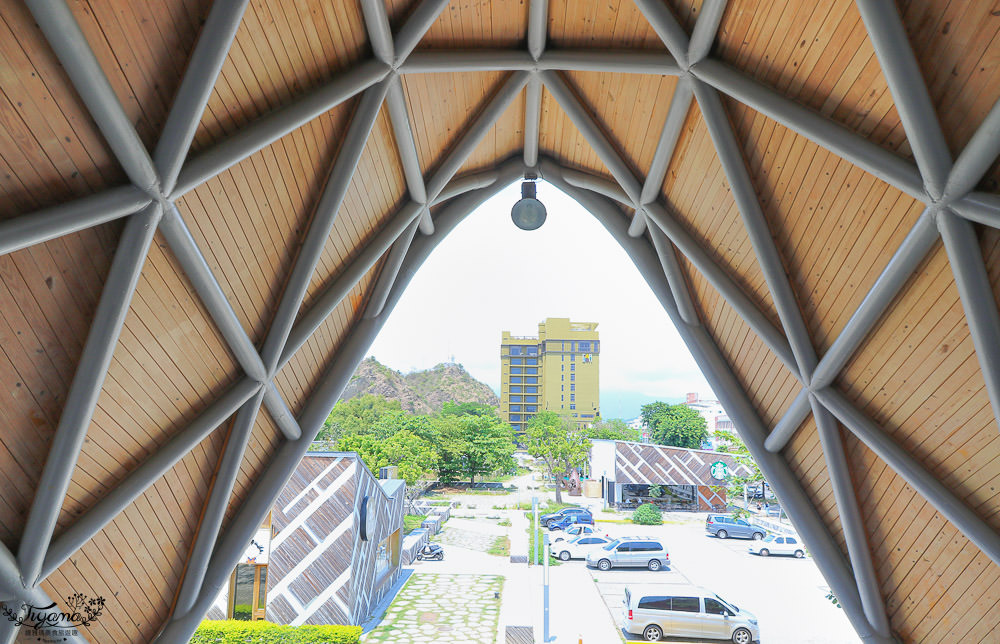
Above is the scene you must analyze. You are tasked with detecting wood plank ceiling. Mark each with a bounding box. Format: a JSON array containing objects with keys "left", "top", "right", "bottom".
[{"left": 0, "top": 0, "right": 998, "bottom": 642}]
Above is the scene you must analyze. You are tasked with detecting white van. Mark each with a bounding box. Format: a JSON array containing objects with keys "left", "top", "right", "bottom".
[{"left": 621, "top": 584, "right": 759, "bottom": 643}]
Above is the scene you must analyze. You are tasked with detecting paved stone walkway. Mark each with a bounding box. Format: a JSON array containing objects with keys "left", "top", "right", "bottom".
[
  {"left": 432, "top": 525, "right": 502, "bottom": 552},
  {"left": 362, "top": 573, "right": 502, "bottom": 643}
]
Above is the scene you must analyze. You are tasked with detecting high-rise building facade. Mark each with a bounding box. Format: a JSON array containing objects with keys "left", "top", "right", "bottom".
[{"left": 500, "top": 318, "right": 600, "bottom": 435}]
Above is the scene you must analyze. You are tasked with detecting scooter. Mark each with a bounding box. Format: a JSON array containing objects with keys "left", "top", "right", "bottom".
[{"left": 415, "top": 543, "right": 444, "bottom": 561}]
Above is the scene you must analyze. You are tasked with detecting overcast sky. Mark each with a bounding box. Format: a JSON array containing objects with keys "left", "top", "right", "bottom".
[{"left": 366, "top": 180, "right": 713, "bottom": 419}]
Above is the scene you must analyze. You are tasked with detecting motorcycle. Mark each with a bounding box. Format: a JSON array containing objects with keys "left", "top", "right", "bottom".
[{"left": 415, "top": 543, "right": 444, "bottom": 561}]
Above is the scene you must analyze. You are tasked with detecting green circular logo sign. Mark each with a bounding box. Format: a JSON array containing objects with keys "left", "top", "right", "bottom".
[{"left": 710, "top": 461, "right": 730, "bottom": 480}]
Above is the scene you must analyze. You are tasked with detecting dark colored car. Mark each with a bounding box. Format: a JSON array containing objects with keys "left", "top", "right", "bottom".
[
  {"left": 548, "top": 514, "right": 594, "bottom": 531},
  {"left": 540, "top": 507, "right": 592, "bottom": 528},
  {"left": 705, "top": 514, "right": 765, "bottom": 540}
]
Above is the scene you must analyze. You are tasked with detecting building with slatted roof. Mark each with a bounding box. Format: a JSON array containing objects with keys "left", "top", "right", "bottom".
[{"left": 1, "top": 1, "right": 999, "bottom": 642}]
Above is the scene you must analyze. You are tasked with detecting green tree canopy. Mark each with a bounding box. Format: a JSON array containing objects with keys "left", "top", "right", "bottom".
[
  {"left": 586, "top": 418, "right": 640, "bottom": 442},
  {"left": 525, "top": 411, "right": 591, "bottom": 504},
  {"left": 336, "top": 429, "right": 438, "bottom": 486},
  {"left": 440, "top": 401, "right": 498, "bottom": 418},
  {"left": 315, "top": 394, "right": 402, "bottom": 445},
  {"left": 435, "top": 413, "right": 515, "bottom": 484},
  {"left": 715, "top": 427, "right": 764, "bottom": 518},
  {"left": 640, "top": 401, "right": 708, "bottom": 449}
]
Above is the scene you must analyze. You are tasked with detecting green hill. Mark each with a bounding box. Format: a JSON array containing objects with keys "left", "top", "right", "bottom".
[{"left": 343, "top": 357, "right": 499, "bottom": 414}]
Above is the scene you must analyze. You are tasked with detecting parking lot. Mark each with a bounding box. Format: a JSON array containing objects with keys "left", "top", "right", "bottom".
[{"left": 573, "top": 518, "right": 861, "bottom": 643}]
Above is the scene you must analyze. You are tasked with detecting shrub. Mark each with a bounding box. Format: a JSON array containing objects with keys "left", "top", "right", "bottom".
[
  {"left": 632, "top": 503, "right": 663, "bottom": 525},
  {"left": 191, "top": 620, "right": 362, "bottom": 644}
]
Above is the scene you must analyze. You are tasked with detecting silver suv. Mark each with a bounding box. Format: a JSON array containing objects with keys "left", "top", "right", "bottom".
[
  {"left": 622, "top": 583, "right": 759, "bottom": 643},
  {"left": 705, "top": 514, "right": 765, "bottom": 540},
  {"left": 585, "top": 536, "right": 669, "bottom": 571}
]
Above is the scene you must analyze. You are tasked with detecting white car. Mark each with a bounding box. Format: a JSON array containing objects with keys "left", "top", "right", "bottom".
[
  {"left": 551, "top": 534, "right": 614, "bottom": 561},
  {"left": 748, "top": 533, "right": 806, "bottom": 558},
  {"left": 552, "top": 524, "right": 598, "bottom": 543}
]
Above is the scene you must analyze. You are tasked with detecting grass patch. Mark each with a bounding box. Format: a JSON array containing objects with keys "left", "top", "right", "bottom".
[
  {"left": 403, "top": 514, "right": 427, "bottom": 534},
  {"left": 487, "top": 536, "right": 511, "bottom": 557},
  {"left": 498, "top": 518, "right": 511, "bottom": 527}
]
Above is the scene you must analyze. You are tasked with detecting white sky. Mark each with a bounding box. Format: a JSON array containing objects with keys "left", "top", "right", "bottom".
[{"left": 366, "top": 180, "right": 713, "bottom": 419}]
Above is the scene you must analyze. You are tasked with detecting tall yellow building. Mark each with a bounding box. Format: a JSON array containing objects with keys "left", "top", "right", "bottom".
[{"left": 500, "top": 318, "right": 600, "bottom": 434}]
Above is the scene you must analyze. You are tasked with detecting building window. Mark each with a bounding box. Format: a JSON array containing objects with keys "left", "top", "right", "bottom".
[
  {"left": 561, "top": 395, "right": 564, "bottom": 401},
  {"left": 526, "top": 386, "right": 538, "bottom": 394},
  {"left": 526, "top": 368, "right": 538, "bottom": 375},
  {"left": 526, "top": 358, "right": 538, "bottom": 365},
  {"left": 510, "top": 405, "right": 522, "bottom": 412},
  {"left": 374, "top": 537, "right": 391, "bottom": 580},
  {"left": 571, "top": 352, "right": 576, "bottom": 361},
  {"left": 510, "top": 414, "right": 522, "bottom": 422},
  {"left": 570, "top": 373, "right": 575, "bottom": 381},
  {"left": 229, "top": 564, "right": 267, "bottom": 621},
  {"left": 510, "top": 376, "right": 522, "bottom": 384},
  {"left": 510, "top": 396, "right": 522, "bottom": 403},
  {"left": 510, "top": 386, "right": 522, "bottom": 393},
  {"left": 561, "top": 364, "right": 564, "bottom": 371},
  {"left": 570, "top": 364, "right": 575, "bottom": 371},
  {"left": 570, "top": 404, "right": 576, "bottom": 410},
  {"left": 510, "top": 346, "right": 522, "bottom": 355},
  {"left": 561, "top": 375, "right": 564, "bottom": 382},
  {"left": 525, "top": 396, "right": 538, "bottom": 403},
  {"left": 561, "top": 385, "right": 564, "bottom": 391},
  {"left": 527, "top": 346, "right": 538, "bottom": 356},
  {"left": 511, "top": 367, "right": 523, "bottom": 374},
  {"left": 570, "top": 394, "right": 575, "bottom": 401},
  {"left": 525, "top": 406, "right": 537, "bottom": 412},
  {"left": 578, "top": 341, "right": 591, "bottom": 352},
  {"left": 570, "top": 384, "right": 575, "bottom": 391},
  {"left": 526, "top": 377, "right": 538, "bottom": 384},
  {"left": 511, "top": 358, "right": 523, "bottom": 365}
]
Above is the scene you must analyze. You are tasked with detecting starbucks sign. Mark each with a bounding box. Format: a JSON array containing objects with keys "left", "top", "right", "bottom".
[{"left": 710, "top": 461, "right": 730, "bottom": 481}]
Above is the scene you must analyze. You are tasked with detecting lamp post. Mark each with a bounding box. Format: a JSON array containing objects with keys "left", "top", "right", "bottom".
[
  {"left": 543, "top": 533, "right": 551, "bottom": 642},
  {"left": 533, "top": 496, "right": 540, "bottom": 566}
]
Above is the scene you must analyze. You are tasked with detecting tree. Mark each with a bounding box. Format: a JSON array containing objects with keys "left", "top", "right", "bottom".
[
  {"left": 434, "top": 413, "right": 515, "bottom": 484},
  {"left": 314, "top": 394, "right": 402, "bottom": 446},
  {"left": 525, "top": 411, "right": 591, "bottom": 504},
  {"left": 641, "top": 401, "right": 708, "bottom": 449},
  {"left": 336, "top": 429, "right": 438, "bottom": 487},
  {"left": 715, "top": 427, "right": 764, "bottom": 518},
  {"left": 586, "top": 418, "right": 640, "bottom": 442},
  {"left": 440, "top": 401, "right": 497, "bottom": 418}
]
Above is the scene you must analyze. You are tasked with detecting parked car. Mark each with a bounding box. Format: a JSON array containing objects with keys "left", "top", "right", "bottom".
[
  {"left": 705, "top": 514, "right": 765, "bottom": 540},
  {"left": 548, "top": 513, "right": 594, "bottom": 530},
  {"left": 540, "top": 507, "right": 593, "bottom": 528},
  {"left": 550, "top": 534, "right": 614, "bottom": 561},
  {"left": 586, "top": 537, "right": 669, "bottom": 571},
  {"left": 748, "top": 534, "right": 805, "bottom": 558},
  {"left": 621, "top": 583, "right": 759, "bottom": 643},
  {"left": 552, "top": 524, "right": 598, "bottom": 543}
]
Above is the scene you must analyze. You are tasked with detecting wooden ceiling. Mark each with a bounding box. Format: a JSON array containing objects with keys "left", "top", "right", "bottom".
[{"left": 0, "top": 0, "right": 998, "bottom": 642}]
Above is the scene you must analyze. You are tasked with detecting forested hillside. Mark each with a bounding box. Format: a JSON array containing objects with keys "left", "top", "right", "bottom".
[{"left": 342, "top": 357, "right": 499, "bottom": 413}]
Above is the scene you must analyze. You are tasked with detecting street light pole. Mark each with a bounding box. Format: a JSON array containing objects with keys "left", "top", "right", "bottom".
[
  {"left": 543, "top": 533, "right": 551, "bottom": 642},
  {"left": 533, "top": 496, "right": 540, "bottom": 566}
]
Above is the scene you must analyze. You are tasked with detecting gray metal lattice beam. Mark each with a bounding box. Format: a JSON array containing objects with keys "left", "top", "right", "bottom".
[
  {"left": 400, "top": 49, "right": 682, "bottom": 75},
  {"left": 39, "top": 377, "right": 261, "bottom": 581},
  {"left": 944, "top": 98, "right": 1000, "bottom": 202},
  {"left": 856, "top": 0, "right": 951, "bottom": 199},
  {"left": 18, "top": 204, "right": 162, "bottom": 588},
  {"left": 171, "top": 60, "right": 390, "bottom": 197},
  {"left": 259, "top": 81, "right": 390, "bottom": 373},
  {"left": 173, "top": 388, "right": 266, "bottom": 616},
  {"left": 692, "top": 58, "right": 926, "bottom": 201},
  {"left": 154, "top": 0, "right": 249, "bottom": 195},
  {"left": 158, "top": 205, "right": 269, "bottom": 384},
  {"left": 24, "top": 0, "right": 159, "bottom": 194},
  {"left": 151, "top": 170, "right": 519, "bottom": 644},
  {"left": 0, "top": 185, "right": 150, "bottom": 257},
  {"left": 815, "top": 387, "right": 1000, "bottom": 567},
  {"left": 542, "top": 161, "right": 888, "bottom": 643}
]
